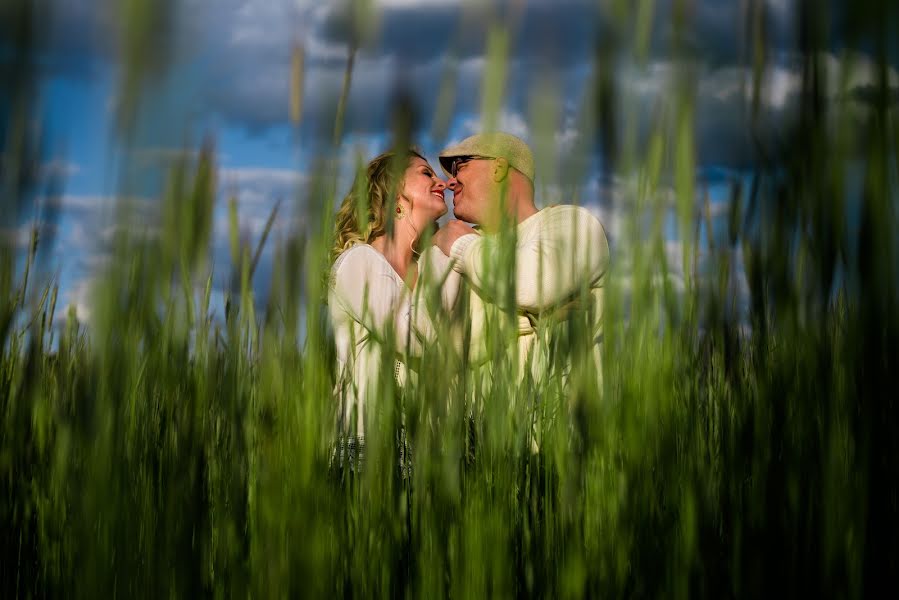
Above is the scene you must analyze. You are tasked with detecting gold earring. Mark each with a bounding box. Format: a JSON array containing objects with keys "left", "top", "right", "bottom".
[{"left": 395, "top": 205, "right": 406, "bottom": 220}]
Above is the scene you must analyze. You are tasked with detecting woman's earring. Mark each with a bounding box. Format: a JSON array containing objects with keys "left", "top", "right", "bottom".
[{"left": 395, "top": 205, "right": 406, "bottom": 220}]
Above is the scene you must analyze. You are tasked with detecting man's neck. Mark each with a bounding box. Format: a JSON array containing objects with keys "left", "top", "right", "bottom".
[
  {"left": 514, "top": 201, "right": 539, "bottom": 224},
  {"left": 481, "top": 193, "right": 538, "bottom": 232}
]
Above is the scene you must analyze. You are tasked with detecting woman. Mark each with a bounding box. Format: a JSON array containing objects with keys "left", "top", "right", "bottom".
[{"left": 329, "top": 149, "right": 457, "bottom": 442}]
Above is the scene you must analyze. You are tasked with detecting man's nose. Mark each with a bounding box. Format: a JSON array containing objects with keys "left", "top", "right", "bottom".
[{"left": 447, "top": 177, "right": 460, "bottom": 191}]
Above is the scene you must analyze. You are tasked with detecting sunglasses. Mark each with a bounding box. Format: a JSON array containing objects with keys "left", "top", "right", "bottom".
[{"left": 449, "top": 155, "right": 491, "bottom": 178}]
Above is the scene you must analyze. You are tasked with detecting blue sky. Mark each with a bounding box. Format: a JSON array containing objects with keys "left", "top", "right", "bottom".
[{"left": 3, "top": 0, "right": 897, "bottom": 326}]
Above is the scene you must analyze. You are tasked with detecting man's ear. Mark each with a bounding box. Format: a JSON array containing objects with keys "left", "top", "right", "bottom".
[{"left": 492, "top": 157, "right": 510, "bottom": 182}]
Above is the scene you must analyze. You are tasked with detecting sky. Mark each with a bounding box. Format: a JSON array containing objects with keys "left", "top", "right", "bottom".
[{"left": 2, "top": 0, "right": 897, "bottom": 328}]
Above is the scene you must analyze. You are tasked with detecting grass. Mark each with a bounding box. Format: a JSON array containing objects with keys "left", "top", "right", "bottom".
[{"left": 2, "top": 0, "right": 898, "bottom": 597}]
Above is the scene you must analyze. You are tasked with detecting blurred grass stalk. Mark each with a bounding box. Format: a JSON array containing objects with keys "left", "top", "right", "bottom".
[{"left": 2, "top": 0, "right": 899, "bottom": 597}]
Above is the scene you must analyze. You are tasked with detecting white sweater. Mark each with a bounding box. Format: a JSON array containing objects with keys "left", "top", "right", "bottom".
[
  {"left": 328, "top": 244, "right": 460, "bottom": 437},
  {"left": 448, "top": 205, "right": 610, "bottom": 377}
]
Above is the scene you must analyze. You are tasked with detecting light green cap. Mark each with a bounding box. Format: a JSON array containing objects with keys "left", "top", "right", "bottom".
[{"left": 438, "top": 132, "right": 534, "bottom": 181}]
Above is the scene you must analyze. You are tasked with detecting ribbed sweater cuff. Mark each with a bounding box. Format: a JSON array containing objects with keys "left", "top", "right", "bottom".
[{"left": 449, "top": 234, "right": 480, "bottom": 273}]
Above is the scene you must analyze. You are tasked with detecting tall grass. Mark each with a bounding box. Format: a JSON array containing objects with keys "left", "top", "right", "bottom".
[{"left": 2, "top": 0, "right": 898, "bottom": 597}]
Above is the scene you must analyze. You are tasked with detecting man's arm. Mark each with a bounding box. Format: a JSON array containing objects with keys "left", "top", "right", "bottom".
[{"left": 449, "top": 206, "right": 610, "bottom": 313}]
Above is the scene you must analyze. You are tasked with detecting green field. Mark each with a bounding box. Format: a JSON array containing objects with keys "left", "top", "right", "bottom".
[{"left": 2, "top": 0, "right": 898, "bottom": 597}]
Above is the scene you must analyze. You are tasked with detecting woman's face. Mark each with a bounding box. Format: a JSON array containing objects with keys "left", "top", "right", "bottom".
[{"left": 399, "top": 156, "right": 447, "bottom": 223}]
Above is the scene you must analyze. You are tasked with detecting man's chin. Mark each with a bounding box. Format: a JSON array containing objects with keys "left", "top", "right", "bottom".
[{"left": 452, "top": 206, "right": 472, "bottom": 223}]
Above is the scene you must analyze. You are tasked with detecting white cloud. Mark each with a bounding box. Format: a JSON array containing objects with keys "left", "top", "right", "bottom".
[
  {"left": 50, "top": 195, "right": 112, "bottom": 212},
  {"left": 219, "top": 167, "right": 305, "bottom": 187},
  {"left": 555, "top": 124, "right": 581, "bottom": 154},
  {"left": 61, "top": 276, "right": 94, "bottom": 325},
  {"left": 40, "top": 159, "right": 81, "bottom": 179},
  {"left": 0, "top": 223, "right": 38, "bottom": 251},
  {"left": 706, "top": 198, "right": 731, "bottom": 219},
  {"left": 622, "top": 58, "right": 799, "bottom": 115},
  {"left": 762, "top": 64, "right": 802, "bottom": 109},
  {"left": 457, "top": 108, "right": 529, "bottom": 140},
  {"left": 217, "top": 167, "right": 308, "bottom": 236},
  {"left": 377, "top": 0, "right": 460, "bottom": 7}
]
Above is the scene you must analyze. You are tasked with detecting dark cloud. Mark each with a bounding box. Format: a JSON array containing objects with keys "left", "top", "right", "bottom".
[
  {"left": 192, "top": 0, "right": 807, "bottom": 150},
  {"left": 21, "top": 0, "right": 806, "bottom": 142},
  {"left": 650, "top": 0, "right": 797, "bottom": 65},
  {"left": 19, "top": 0, "right": 897, "bottom": 174},
  {"left": 319, "top": 0, "right": 601, "bottom": 64},
  {"left": 316, "top": 0, "right": 798, "bottom": 68},
  {"left": 186, "top": 0, "right": 605, "bottom": 137},
  {"left": 42, "top": 0, "right": 116, "bottom": 76}
]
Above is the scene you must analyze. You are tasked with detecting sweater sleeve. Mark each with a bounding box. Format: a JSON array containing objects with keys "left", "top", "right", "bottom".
[
  {"left": 331, "top": 247, "right": 426, "bottom": 355},
  {"left": 418, "top": 245, "right": 463, "bottom": 313},
  {"left": 449, "top": 206, "right": 610, "bottom": 313}
]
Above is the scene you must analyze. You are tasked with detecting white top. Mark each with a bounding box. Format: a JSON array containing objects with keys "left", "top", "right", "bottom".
[
  {"left": 328, "top": 244, "right": 460, "bottom": 437},
  {"left": 448, "top": 204, "right": 610, "bottom": 376}
]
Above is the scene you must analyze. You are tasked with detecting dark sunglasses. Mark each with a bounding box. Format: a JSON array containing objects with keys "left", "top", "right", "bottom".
[{"left": 449, "top": 155, "right": 491, "bottom": 178}]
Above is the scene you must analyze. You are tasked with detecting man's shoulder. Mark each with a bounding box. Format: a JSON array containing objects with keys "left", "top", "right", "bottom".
[
  {"left": 533, "top": 204, "right": 604, "bottom": 234},
  {"left": 541, "top": 203, "right": 599, "bottom": 221}
]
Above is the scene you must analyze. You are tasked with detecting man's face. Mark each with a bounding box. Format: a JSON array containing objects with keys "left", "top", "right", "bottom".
[{"left": 446, "top": 157, "right": 495, "bottom": 224}]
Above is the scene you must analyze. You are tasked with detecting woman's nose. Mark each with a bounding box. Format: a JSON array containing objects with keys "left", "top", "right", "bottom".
[{"left": 433, "top": 178, "right": 446, "bottom": 190}]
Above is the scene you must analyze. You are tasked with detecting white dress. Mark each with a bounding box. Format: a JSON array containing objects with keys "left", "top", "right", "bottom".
[{"left": 328, "top": 244, "right": 460, "bottom": 438}]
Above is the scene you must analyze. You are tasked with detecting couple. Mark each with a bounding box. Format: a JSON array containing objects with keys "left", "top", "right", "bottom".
[{"left": 329, "top": 132, "right": 610, "bottom": 439}]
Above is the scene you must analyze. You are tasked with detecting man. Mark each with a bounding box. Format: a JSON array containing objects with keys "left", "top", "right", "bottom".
[{"left": 432, "top": 132, "right": 610, "bottom": 388}]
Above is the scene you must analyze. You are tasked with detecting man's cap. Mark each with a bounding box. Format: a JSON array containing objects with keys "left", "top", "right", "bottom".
[{"left": 439, "top": 132, "right": 534, "bottom": 181}]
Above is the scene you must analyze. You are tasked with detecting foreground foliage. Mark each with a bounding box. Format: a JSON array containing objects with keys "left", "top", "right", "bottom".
[{"left": 2, "top": 0, "right": 898, "bottom": 597}]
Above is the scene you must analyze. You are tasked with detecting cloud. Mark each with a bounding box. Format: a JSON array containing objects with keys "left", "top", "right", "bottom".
[
  {"left": 219, "top": 166, "right": 305, "bottom": 187},
  {"left": 35, "top": 185, "right": 292, "bottom": 330},
  {"left": 30, "top": 0, "right": 817, "bottom": 157},
  {"left": 58, "top": 274, "right": 94, "bottom": 325},
  {"left": 605, "top": 49, "right": 899, "bottom": 169},
  {"left": 217, "top": 167, "right": 307, "bottom": 236},
  {"left": 39, "top": 159, "right": 81, "bottom": 179},
  {"left": 45, "top": 194, "right": 109, "bottom": 212},
  {"left": 195, "top": 0, "right": 609, "bottom": 135},
  {"left": 33, "top": 194, "right": 156, "bottom": 274},
  {"left": 0, "top": 223, "right": 39, "bottom": 251},
  {"left": 457, "top": 108, "right": 529, "bottom": 141},
  {"left": 137, "top": 2, "right": 565, "bottom": 133}
]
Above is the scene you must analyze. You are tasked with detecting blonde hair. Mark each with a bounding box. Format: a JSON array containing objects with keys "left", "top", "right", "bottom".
[{"left": 331, "top": 149, "right": 424, "bottom": 263}]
